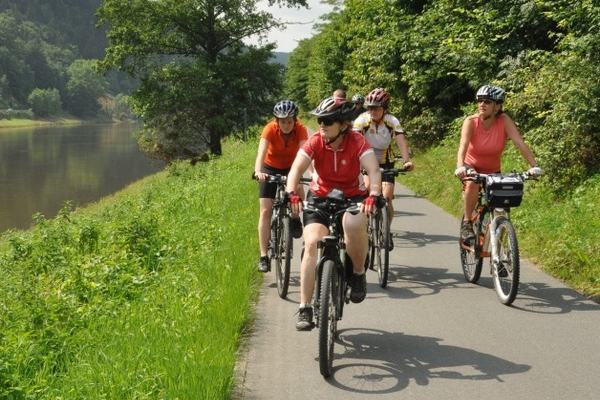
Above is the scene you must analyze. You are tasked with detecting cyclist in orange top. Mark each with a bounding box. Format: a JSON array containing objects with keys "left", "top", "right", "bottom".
[
  {"left": 254, "top": 100, "right": 308, "bottom": 272},
  {"left": 455, "top": 85, "right": 542, "bottom": 244}
]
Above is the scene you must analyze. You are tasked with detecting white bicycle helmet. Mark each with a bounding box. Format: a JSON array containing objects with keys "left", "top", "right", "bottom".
[
  {"left": 273, "top": 100, "right": 299, "bottom": 118},
  {"left": 476, "top": 85, "right": 505, "bottom": 104}
]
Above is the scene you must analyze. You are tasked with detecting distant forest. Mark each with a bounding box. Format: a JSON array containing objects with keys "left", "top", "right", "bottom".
[{"left": 0, "top": 0, "right": 134, "bottom": 115}]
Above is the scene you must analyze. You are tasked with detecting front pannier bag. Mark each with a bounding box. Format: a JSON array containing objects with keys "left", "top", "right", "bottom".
[{"left": 485, "top": 174, "right": 524, "bottom": 208}]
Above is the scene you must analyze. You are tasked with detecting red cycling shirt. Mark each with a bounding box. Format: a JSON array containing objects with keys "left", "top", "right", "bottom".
[
  {"left": 299, "top": 131, "right": 373, "bottom": 198},
  {"left": 261, "top": 120, "right": 308, "bottom": 169},
  {"left": 464, "top": 114, "right": 508, "bottom": 173}
]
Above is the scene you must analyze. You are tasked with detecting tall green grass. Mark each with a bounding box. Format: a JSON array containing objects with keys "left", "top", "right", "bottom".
[{"left": 0, "top": 139, "right": 261, "bottom": 399}]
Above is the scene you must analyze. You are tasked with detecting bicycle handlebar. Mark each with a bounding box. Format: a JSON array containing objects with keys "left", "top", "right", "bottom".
[{"left": 461, "top": 171, "right": 538, "bottom": 184}]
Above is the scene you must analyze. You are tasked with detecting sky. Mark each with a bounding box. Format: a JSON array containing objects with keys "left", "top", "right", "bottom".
[{"left": 248, "top": 1, "right": 335, "bottom": 53}]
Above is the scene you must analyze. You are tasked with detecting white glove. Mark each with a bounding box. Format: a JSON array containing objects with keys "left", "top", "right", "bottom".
[
  {"left": 528, "top": 166, "right": 543, "bottom": 176},
  {"left": 454, "top": 166, "right": 467, "bottom": 177}
]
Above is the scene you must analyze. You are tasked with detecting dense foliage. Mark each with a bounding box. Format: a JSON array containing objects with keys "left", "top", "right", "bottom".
[
  {"left": 285, "top": 0, "right": 600, "bottom": 195},
  {"left": 97, "top": 0, "right": 308, "bottom": 161}
]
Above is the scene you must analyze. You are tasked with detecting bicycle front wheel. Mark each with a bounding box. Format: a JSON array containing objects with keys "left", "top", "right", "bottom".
[
  {"left": 459, "top": 215, "right": 483, "bottom": 283},
  {"left": 492, "top": 216, "right": 520, "bottom": 305},
  {"left": 318, "top": 260, "right": 338, "bottom": 378},
  {"left": 275, "top": 216, "right": 292, "bottom": 299},
  {"left": 376, "top": 205, "right": 391, "bottom": 288}
]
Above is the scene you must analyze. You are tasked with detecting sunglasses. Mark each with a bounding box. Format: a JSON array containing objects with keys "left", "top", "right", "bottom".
[
  {"left": 477, "top": 99, "right": 494, "bottom": 105},
  {"left": 317, "top": 118, "right": 337, "bottom": 126}
]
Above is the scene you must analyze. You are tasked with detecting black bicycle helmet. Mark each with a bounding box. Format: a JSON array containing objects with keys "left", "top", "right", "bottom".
[
  {"left": 364, "top": 87, "right": 391, "bottom": 108},
  {"left": 476, "top": 85, "right": 505, "bottom": 104},
  {"left": 310, "top": 97, "right": 356, "bottom": 121},
  {"left": 273, "top": 100, "right": 299, "bottom": 118},
  {"left": 351, "top": 94, "right": 365, "bottom": 103}
]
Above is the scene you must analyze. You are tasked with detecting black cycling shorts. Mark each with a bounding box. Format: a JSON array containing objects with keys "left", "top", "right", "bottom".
[
  {"left": 303, "top": 191, "right": 367, "bottom": 227},
  {"left": 258, "top": 164, "right": 291, "bottom": 199}
]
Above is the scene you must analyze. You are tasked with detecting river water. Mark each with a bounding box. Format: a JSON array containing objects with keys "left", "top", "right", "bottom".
[{"left": 0, "top": 123, "right": 164, "bottom": 232}]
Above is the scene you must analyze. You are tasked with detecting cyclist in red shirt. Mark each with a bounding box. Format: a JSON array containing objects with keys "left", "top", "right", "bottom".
[
  {"left": 254, "top": 100, "right": 308, "bottom": 272},
  {"left": 455, "top": 85, "right": 542, "bottom": 244},
  {"left": 285, "top": 97, "right": 382, "bottom": 330}
]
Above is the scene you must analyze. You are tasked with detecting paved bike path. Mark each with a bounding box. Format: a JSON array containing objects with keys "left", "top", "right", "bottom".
[{"left": 234, "top": 183, "right": 600, "bottom": 399}]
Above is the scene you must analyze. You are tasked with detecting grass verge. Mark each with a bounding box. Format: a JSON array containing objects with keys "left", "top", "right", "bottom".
[{"left": 0, "top": 138, "right": 261, "bottom": 399}]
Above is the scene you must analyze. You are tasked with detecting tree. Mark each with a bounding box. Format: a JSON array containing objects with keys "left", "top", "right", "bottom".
[
  {"left": 65, "top": 59, "right": 108, "bottom": 117},
  {"left": 97, "top": 0, "right": 308, "bottom": 161},
  {"left": 28, "top": 87, "right": 62, "bottom": 117}
]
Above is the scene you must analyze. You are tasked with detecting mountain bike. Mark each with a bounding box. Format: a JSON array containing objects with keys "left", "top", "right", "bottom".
[
  {"left": 367, "top": 166, "right": 408, "bottom": 288},
  {"left": 305, "top": 189, "right": 367, "bottom": 378},
  {"left": 459, "top": 171, "right": 536, "bottom": 305},
  {"left": 253, "top": 173, "right": 294, "bottom": 299}
]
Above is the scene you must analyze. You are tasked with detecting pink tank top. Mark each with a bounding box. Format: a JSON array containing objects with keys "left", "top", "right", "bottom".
[{"left": 464, "top": 114, "right": 507, "bottom": 173}]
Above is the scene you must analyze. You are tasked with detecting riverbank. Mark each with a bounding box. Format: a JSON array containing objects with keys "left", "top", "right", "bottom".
[{"left": 0, "top": 117, "right": 84, "bottom": 129}]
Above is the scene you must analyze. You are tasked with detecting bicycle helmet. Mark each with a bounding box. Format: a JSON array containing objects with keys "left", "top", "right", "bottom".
[
  {"left": 310, "top": 97, "right": 356, "bottom": 121},
  {"left": 273, "top": 100, "right": 299, "bottom": 118},
  {"left": 351, "top": 94, "right": 365, "bottom": 103},
  {"left": 364, "top": 87, "right": 391, "bottom": 108},
  {"left": 476, "top": 85, "right": 505, "bottom": 104}
]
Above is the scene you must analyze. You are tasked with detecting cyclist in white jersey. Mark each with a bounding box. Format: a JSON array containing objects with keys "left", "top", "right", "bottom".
[{"left": 353, "top": 87, "right": 413, "bottom": 249}]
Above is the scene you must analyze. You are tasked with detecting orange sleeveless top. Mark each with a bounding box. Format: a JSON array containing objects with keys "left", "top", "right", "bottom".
[{"left": 464, "top": 114, "right": 507, "bottom": 173}]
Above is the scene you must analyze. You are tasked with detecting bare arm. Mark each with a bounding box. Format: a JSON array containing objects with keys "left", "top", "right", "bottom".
[
  {"left": 504, "top": 115, "right": 538, "bottom": 167},
  {"left": 285, "top": 154, "right": 311, "bottom": 194},
  {"left": 394, "top": 134, "right": 413, "bottom": 170},
  {"left": 361, "top": 152, "right": 382, "bottom": 197},
  {"left": 457, "top": 117, "right": 474, "bottom": 168},
  {"left": 254, "top": 138, "right": 270, "bottom": 180}
]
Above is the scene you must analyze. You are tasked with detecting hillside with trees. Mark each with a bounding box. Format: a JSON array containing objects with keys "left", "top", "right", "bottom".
[{"left": 0, "top": 0, "right": 132, "bottom": 118}]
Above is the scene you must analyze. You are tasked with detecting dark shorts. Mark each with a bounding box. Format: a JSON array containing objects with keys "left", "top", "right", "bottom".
[
  {"left": 380, "top": 162, "right": 396, "bottom": 184},
  {"left": 258, "top": 164, "right": 291, "bottom": 199},
  {"left": 303, "top": 191, "right": 367, "bottom": 227}
]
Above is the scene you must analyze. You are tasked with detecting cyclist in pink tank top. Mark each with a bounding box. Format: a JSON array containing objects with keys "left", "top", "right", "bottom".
[{"left": 455, "top": 85, "right": 542, "bottom": 244}]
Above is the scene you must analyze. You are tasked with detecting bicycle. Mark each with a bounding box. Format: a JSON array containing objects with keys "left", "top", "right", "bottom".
[
  {"left": 367, "top": 166, "right": 408, "bottom": 288},
  {"left": 304, "top": 188, "right": 370, "bottom": 378},
  {"left": 253, "top": 173, "right": 294, "bottom": 299},
  {"left": 459, "top": 171, "right": 536, "bottom": 305}
]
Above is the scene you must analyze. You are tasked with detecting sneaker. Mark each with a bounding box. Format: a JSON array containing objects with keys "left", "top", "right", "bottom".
[
  {"left": 258, "top": 256, "right": 270, "bottom": 273},
  {"left": 350, "top": 272, "right": 367, "bottom": 303},
  {"left": 296, "top": 306, "right": 314, "bottom": 331},
  {"left": 291, "top": 218, "right": 303, "bottom": 239},
  {"left": 460, "top": 220, "right": 476, "bottom": 245}
]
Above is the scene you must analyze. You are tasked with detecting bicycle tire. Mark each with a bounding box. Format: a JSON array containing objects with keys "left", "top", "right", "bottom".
[
  {"left": 459, "top": 215, "right": 483, "bottom": 283},
  {"left": 367, "top": 213, "right": 377, "bottom": 271},
  {"left": 492, "top": 216, "right": 520, "bottom": 305},
  {"left": 275, "top": 216, "right": 292, "bottom": 299},
  {"left": 318, "top": 260, "right": 338, "bottom": 378},
  {"left": 377, "top": 204, "right": 391, "bottom": 288}
]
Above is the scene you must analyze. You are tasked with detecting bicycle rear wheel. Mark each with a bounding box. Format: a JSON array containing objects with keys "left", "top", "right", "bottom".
[
  {"left": 318, "top": 260, "right": 338, "bottom": 378},
  {"left": 459, "top": 215, "right": 483, "bottom": 283},
  {"left": 492, "top": 216, "right": 520, "bottom": 305},
  {"left": 275, "top": 216, "right": 292, "bottom": 299},
  {"left": 367, "top": 215, "right": 377, "bottom": 271},
  {"left": 376, "top": 205, "right": 391, "bottom": 288}
]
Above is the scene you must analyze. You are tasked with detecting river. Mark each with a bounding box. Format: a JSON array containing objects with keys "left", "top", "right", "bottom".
[{"left": 0, "top": 123, "right": 164, "bottom": 232}]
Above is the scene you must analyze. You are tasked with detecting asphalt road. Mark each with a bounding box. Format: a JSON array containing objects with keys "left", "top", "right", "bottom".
[{"left": 234, "top": 183, "right": 600, "bottom": 399}]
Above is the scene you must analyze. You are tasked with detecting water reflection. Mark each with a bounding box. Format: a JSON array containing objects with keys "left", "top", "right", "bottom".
[{"left": 0, "top": 123, "right": 163, "bottom": 232}]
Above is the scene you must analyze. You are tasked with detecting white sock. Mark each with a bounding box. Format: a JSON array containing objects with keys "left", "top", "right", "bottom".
[{"left": 299, "top": 303, "right": 312, "bottom": 309}]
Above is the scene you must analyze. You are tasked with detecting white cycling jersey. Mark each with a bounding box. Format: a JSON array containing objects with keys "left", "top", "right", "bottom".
[{"left": 353, "top": 112, "right": 405, "bottom": 164}]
